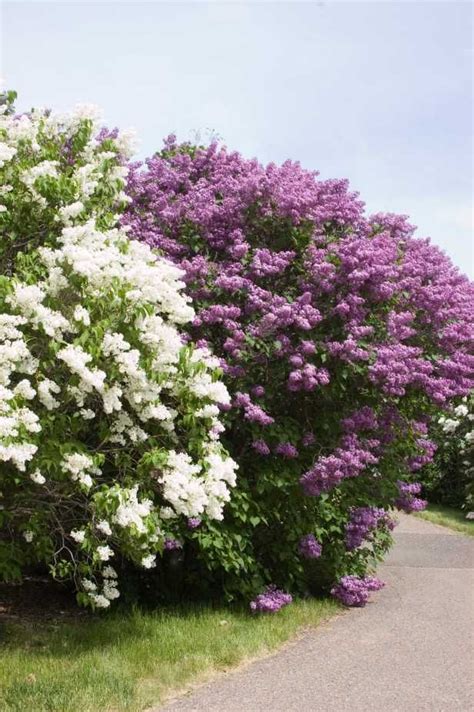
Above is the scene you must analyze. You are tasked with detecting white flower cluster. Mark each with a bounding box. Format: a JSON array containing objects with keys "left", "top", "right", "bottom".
[
  {"left": 438, "top": 396, "right": 474, "bottom": 517},
  {"left": 0, "top": 142, "right": 16, "bottom": 167},
  {"left": 81, "top": 565, "right": 120, "bottom": 608},
  {"left": 61, "top": 453, "right": 101, "bottom": 490},
  {"left": 438, "top": 398, "right": 474, "bottom": 448},
  {"left": 37, "top": 378, "right": 61, "bottom": 411},
  {"left": 114, "top": 485, "right": 153, "bottom": 533},
  {"left": 0, "top": 98, "right": 237, "bottom": 608},
  {"left": 159, "top": 448, "right": 238, "bottom": 521}
]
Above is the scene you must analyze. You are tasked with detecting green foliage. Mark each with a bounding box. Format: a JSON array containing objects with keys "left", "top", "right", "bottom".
[{"left": 0, "top": 97, "right": 236, "bottom": 609}]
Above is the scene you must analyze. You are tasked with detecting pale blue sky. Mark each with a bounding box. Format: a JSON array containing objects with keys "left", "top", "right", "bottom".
[{"left": 1, "top": 1, "right": 472, "bottom": 275}]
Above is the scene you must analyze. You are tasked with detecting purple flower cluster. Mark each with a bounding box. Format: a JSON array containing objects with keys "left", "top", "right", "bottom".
[
  {"left": 288, "top": 363, "right": 330, "bottom": 392},
  {"left": 125, "top": 141, "right": 474, "bottom": 435},
  {"left": 408, "top": 438, "right": 437, "bottom": 471},
  {"left": 345, "top": 507, "right": 395, "bottom": 550},
  {"left": 302, "top": 431, "right": 316, "bottom": 447},
  {"left": 125, "top": 144, "right": 474, "bottom": 418},
  {"left": 234, "top": 392, "right": 274, "bottom": 426},
  {"left": 250, "top": 585, "right": 293, "bottom": 613},
  {"left": 252, "top": 439, "right": 270, "bottom": 455},
  {"left": 341, "top": 406, "right": 378, "bottom": 433},
  {"left": 395, "top": 481, "right": 427, "bottom": 513},
  {"left": 251, "top": 248, "right": 295, "bottom": 277},
  {"left": 300, "top": 434, "right": 379, "bottom": 496},
  {"left": 187, "top": 518, "right": 202, "bottom": 530},
  {"left": 164, "top": 538, "right": 183, "bottom": 551},
  {"left": 274, "top": 442, "right": 299, "bottom": 459},
  {"left": 331, "top": 575, "right": 385, "bottom": 607},
  {"left": 298, "top": 534, "right": 323, "bottom": 559}
]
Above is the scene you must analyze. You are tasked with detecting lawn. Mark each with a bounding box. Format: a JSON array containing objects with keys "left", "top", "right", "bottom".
[
  {"left": 0, "top": 598, "right": 338, "bottom": 712},
  {"left": 416, "top": 504, "right": 474, "bottom": 537}
]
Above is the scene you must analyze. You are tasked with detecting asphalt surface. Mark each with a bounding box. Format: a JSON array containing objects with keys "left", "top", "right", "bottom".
[{"left": 159, "top": 515, "right": 474, "bottom": 712}]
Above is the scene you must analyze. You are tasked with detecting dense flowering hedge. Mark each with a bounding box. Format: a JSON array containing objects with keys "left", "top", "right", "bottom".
[
  {"left": 125, "top": 137, "right": 474, "bottom": 602},
  {"left": 0, "top": 95, "right": 237, "bottom": 608},
  {"left": 2, "top": 91, "right": 473, "bottom": 612}
]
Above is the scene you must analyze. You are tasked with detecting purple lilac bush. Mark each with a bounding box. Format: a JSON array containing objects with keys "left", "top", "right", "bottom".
[{"left": 124, "top": 137, "right": 474, "bottom": 602}]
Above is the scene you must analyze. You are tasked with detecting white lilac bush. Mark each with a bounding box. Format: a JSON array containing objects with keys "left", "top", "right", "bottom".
[
  {"left": 0, "top": 91, "right": 237, "bottom": 608},
  {"left": 433, "top": 396, "right": 474, "bottom": 514}
]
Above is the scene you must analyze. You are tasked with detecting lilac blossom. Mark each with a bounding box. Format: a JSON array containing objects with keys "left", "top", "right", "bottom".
[
  {"left": 302, "top": 432, "right": 316, "bottom": 447},
  {"left": 164, "top": 538, "right": 183, "bottom": 551},
  {"left": 395, "top": 481, "right": 428, "bottom": 513},
  {"left": 187, "top": 518, "right": 202, "bottom": 530},
  {"left": 331, "top": 575, "right": 385, "bottom": 607},
  {"left": 274, "top": 442, "right": 299, "bottom": 458},
  {"left": 300, "top": 434, "right": 379, "bottom": 496},
  {"left": 408, "top": 438, "right": 437, "bottom": 471},
  {"left": 345, "top": 507, "right": 395, "bottom": 550},
  {"left": 250, "top": 585, "right": 293, "bottom": 613},
  {"left": 252, "top": 439, "right": 271, "bottom": 456},
  {"left": 298, "top": 534, "right": 322, "bottom": 559}
]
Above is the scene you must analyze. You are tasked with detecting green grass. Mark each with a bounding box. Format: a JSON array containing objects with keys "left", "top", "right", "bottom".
[
  {"left": 416, "top": 503, "right": 474, "bottom": 537},
  {"left": 0, "top": 598, "right": 338, "bottom": 712}
]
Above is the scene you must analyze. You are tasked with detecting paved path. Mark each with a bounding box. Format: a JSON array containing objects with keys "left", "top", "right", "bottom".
[{"left": 160, "top": 515, "right": 474, "bottom": 712}]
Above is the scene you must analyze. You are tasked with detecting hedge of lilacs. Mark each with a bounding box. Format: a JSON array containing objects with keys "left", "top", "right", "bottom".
[
  {"left": 0, "top": 94, "right": 237, "bottom": 609},
  {"left": 125, "top": 137, "right": 474, "bottom": 605}
]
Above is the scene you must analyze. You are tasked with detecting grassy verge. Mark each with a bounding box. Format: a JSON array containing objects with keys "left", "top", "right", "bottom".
[
  {"left": 0, "top": 598, "right": 338, "bottom": 712},
  {"left": 416, "top": 503, "right": 474, "bottom": 537}
]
